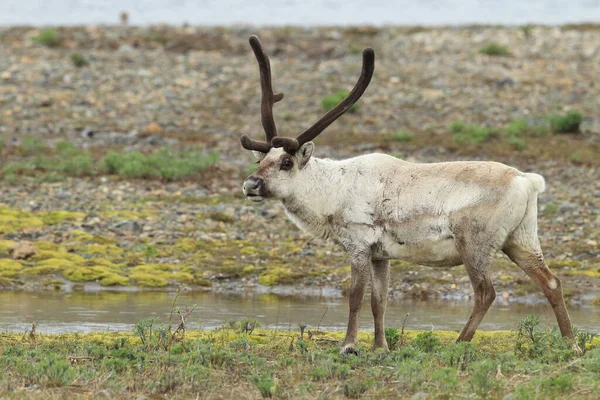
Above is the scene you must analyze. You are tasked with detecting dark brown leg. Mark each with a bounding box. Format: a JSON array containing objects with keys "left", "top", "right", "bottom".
[
  {"left": 341, "top": 255, "right": 370, "bottom": 353},
  {"left": 457, "top": 263, "right": 496, "bottom": 342},
  {"left": 503, "top": 244, "right": 575, "bottom": 340},
  {"left": 371, "top": 259, "right": 390, "bottom": 351}
]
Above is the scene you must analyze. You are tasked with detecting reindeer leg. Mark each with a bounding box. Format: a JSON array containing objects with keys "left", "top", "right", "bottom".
[
  {"left": 457, "top": 263, "right": 496, "bottom": 342},
  {"left": 371, "top": 259, "right": 390, "bottom": 351},
  {"left": 453, "top": 221, "right": 497, "bottom": 342},
  {"left": 503, "top": 243, "right": 580, "bottom": 353},
  {"left": 341, "top": 253, "right": 370, "bottom": 354}
]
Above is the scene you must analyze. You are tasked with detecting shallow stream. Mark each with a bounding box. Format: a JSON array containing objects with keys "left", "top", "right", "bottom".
[{"left": 1, "top": 290, "right": 598, "bottom": 335}]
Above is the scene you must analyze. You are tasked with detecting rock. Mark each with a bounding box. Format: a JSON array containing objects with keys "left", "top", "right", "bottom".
[
  {"left": 80, "top": 128, "right": 94, "bottom": 138},
  {"left": 95, "top": 389, "right": 113, "bottom": 399},
  {"left": 559, "top": 202, "right": 578, "bottom": 213},
  {"left": 143, "top": 122, "right": 163, "bottom": 135},
  {"left": 118, "top": 43, "right": 135, "bottom": 52},
  {"left": 7, "top": 241, "right": 37, "bottom": 260},
  {"left": 496, "top": 77, "right": 516, "bottom": 87},
  {"left": 502, "top": 393, "right": 516, "bottom": 400},
  {"left": 411, "top": 392, "right": 429, "bottom": 400},
  {"left": 110, "top": 220, "right": 143, "bottom": 233}
]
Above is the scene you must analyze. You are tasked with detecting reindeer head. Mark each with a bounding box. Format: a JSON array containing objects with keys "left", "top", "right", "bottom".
[{"left": 241, "top": 35, "right": 375, "bottom": 202}]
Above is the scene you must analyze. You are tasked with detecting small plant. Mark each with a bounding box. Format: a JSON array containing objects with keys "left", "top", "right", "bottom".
[
  {"left": 385, "top": 131, "right": 414, "bottom": 142},
  {"left": 411, "top": 331, "right": 441, "bottom": 353},
  {"left": 450, "top": 121, "right": 498, "bottom": 145},
  {"left": 385, "top": 327, "right": 401, "bottom": 350},
  {"left": 521, "top": 25, "right": 534, "bottom": 39},
  {"left": 506, "top": 135, "right": 527, "bottom": 150},
  {"left": 543, "top": 203, "right": 558, "bottom": 218},
  {"left": 548, "top": 110, "right": 583, "bottom": 133},
  {"left": 514, "top": 315, "right": 577, "bottom": 362},
  {"left": 71, "top": 53, "right": 89, "bottom": 67},
  {"left": 239, "top": 319, "right": 260, "bottom": 334},
  {"left": 342, "top": 377, "right": 373, "bottom": 399},
  {"left": 18, "top": 137, "right": 47, "bottom": 156},
  {"left": 442, "top": 341, "right": 479, "bottom": 370},
  {"left": 505, "top": 118, "right": 549, "bottom": 138},
  {"left": 321, "top": 91, "right": 358, "bottom": 113},
  {"left": 479, "top": 43, "right": 510, "bottom": 56},
  {"left": 33, "top": 28, "right": 61, "bottom": 48},
  {"left": 103, "top": 148, "right": 219, "bottom": 181},
  {"left": 250, "top": 373, "right": 276, "bottom": 398}
]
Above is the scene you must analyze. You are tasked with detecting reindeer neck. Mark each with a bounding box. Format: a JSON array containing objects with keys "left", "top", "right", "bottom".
[{"left": 281, "top": 157, "right": 347, "bottom": 230}]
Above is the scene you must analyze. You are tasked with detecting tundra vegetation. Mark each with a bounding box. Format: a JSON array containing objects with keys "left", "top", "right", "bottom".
[{"left": 0, "top": 316, "right": 598, "bottom": 399}]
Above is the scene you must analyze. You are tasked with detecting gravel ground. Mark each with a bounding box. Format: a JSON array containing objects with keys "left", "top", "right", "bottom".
[{"left": 0, "top": 25, "right": 598, "bottom": 304}]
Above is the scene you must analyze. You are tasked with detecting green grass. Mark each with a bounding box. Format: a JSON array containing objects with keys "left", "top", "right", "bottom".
[
  {"left": 548, "top": 110, "right": 583, "bottom": 133},
  {"left": 385, "top": 131, "right": 414, "bottom": 143},
  {"left": 450, "top": 121, "right": 498, "bottom": 145},
  {"left": 479, "top": 43, "right": 511, "bottom": 56},
  {"left": 321, "top": 91, "right": 358, "bottom": 113},
  {"left": 71, "top": 53, "right": 89, "bottom": 67},
  {"left": 103, "top": 148, "right": 219, "bottom": 182},
  {"left": 32, "top": 28, "right": 61, "bottom": 48},
  {"left": 0, "top": 140, "right": 219, "bottom": 182},
  {"left": 0, "top": 316, "right": 597, "bottom": 399}
]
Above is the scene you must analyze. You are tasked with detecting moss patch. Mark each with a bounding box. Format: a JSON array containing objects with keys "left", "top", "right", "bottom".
[
  {"left": 39, "top": 210, "right": 85, "bottom": 225},
  {"left": 0, "top": 259, "right": 23, "bottom": 277},
  {"left": 258, "top": 267, "right": 298, "bottom": 286},
  {"left": 81, "top": 244, "right": 124, "bottom": 255},
  {"left": 0, "top": 207, "right": 44, "bottom": 233}
]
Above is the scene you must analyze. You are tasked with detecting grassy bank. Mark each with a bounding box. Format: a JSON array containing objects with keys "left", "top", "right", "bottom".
[{"left": 0, "top": 317, "right": 598, "bottom": 399}]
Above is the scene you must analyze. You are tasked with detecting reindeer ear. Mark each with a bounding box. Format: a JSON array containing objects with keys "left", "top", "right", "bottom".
[
  {"left": 252, "top": 151, "right": 266, "bottom": 161},
  {"left": 297, "top": 142, "right": 314, "bottom": 169}
]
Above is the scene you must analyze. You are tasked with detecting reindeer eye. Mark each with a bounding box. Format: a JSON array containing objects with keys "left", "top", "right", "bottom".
[{"left": 280, "top": 158, "right": 293, "bottom": 171}]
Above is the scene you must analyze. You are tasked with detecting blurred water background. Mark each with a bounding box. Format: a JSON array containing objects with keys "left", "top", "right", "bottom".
[{"left": 1, "top": 0, "right": 599, "bottom": 26}]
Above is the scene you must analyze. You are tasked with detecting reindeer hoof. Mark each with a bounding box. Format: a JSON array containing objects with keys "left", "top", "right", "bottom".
[{"left": 340, "top": 345, "right": 360, "bottom": 356}]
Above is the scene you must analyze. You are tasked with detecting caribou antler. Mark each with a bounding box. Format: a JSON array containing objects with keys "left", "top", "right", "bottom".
[
  {"left": 272, "top": 48, "right": 375, "bottom": 154},
  {"left": 240, "top": 36, "right": 375, "bottom": 155},
  {"left": 240, "top": 35, "right": 284, "bottom": 153}
]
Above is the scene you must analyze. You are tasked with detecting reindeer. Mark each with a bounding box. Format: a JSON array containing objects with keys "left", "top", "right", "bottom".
[{"left": 240, "top": 35, "right": 579, "bottom": 354}]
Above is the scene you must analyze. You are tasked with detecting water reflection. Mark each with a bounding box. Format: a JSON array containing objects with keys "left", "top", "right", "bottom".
[{"left": 1, "top": 291, "right": 598, "bottom": 334}]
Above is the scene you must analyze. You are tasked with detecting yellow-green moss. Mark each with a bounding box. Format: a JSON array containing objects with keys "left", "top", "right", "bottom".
[
  {"left": 62, "top": 266, "right": 111, "bottom": 282},
  {"left": 32, "top": 249, "right": 86, "bottom": 264},
  {"left": 243, "top": 266, "right": 255, "bottom": 274},
  {"left": 69, "top": 230, "right": 117, "bottom": 245},
  {"left": 562, "top": 269, "right": 600, "bottom": 279},
  {"left": 22, "top": 258, "right": 75, "bottom": 276},
  {"left": 99, "top": 274, "right": 130, "bottom": 286},
  {"left": 84, "top": 258, "right": 122, "bottom": 270},
  {"left": 547, "top": 259, "right": 582, "bottom": 268},
  {"left": 82, "top": 244, "right": 124, "bottom": 255},
  {"left": 258, "top": 267, "right": 298, "bottom": 286},
  {"left": 129, "top": 272, "right": 168, "bottom": 287},
  {"left": 174, "top": 238, "right": 198, "bottom": 252},
  {"left": 34, "top": 241, "right": 60, "bottom": 251},
  {"left": 0, "top": 207, "right": 44, "bottom": 233},
  {"left": 0, "top": 259, "right": 23, "bottom": 277},
  {"left": 39, "top": 210, "right": 85, "bottom": 225},
  {"left": 0, "top": 240, "right": 16, "bottom": 253},
  {"left": 195, "top": 278, "right": 212, "bottom": 287},
  {"left": 69, "top": 230, "right": 95, "bottom": 242}
]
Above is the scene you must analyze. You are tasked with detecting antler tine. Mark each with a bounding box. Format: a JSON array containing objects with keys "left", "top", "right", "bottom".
[
  {"left": 249, "top": 35, "right": 284, "bottom": 142},
  {"left": 272, "top": 48, "right": 375, "bottom": 153}
]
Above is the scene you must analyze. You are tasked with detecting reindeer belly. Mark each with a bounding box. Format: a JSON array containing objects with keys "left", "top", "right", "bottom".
[{"left": 375, "top": 234, "right": 463, "bottom": 267}]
